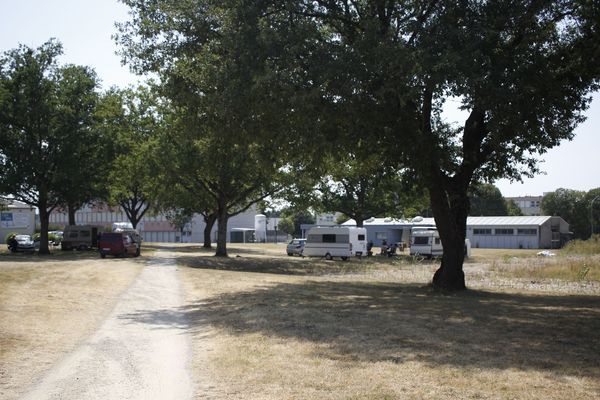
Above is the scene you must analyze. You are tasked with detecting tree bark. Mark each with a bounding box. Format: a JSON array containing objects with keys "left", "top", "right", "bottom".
[
  {"left": 203, "top": 212, "right": 217, "bottom": 248},
  {"left": 429, "top": 177, "right": 469, "bottom": 291},
  {"left": 67, "top": 202, "right": 78, "bottom": 225},
  {"left": 38, "top": 206, "right": 51, "bottom": 255},
  {"left": 355, "top": 217, "right": 364, "bottom": 228},
  {"left": 215, "top": 204, "right": 229, "bottom": 257}
]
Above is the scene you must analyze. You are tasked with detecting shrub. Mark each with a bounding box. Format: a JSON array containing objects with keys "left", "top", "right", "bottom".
[{"left": 5, "top": 232, "right": 18, "bottom": 244}]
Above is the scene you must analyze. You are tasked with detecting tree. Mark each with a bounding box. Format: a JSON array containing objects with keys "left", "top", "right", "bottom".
[
  {"left": 164, "top": 208, "right": 194, "bottom": 243},
  {"left": 0, "top": 40, "right": 100, "bottom": 254},
  {"left": 279, "top": 208, "right": 316, "bottom": 238},
  {"left": 315, "top": 148, "right": 417, "bottom": 227},
  {"left": 107, "top": 86, "right": 163, "bottom": 229},
  {"left": 117, "top": 0, "right": 292, "bottom": 256},
  {"left": 506, "top": 199, "right": 523, "bottom": 217},
  {"left": 468, "top": 183, "right": 508, "bottom": 216},
  {"left": 52, "top": 65, "right": 108, "bottom": 225},
  {"left": 152, "top": 140, "right": 218, "bottom": 249},
  {"left": 541, "top": 188, "right": 600, "bottom": 239},
  {"left": 275, "top": 1, "right": 600, "bottom": 290},
  {"left": 277, "top": 217, "right": 295, "bottom": 237}
]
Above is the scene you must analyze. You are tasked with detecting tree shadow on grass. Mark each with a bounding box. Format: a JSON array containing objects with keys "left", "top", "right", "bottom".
[
  {"left": 120, "top": 280, "right": 600, "bottom": 380},
  {"left": 176, "top": 254, "right": 387, "bottom": 276}
]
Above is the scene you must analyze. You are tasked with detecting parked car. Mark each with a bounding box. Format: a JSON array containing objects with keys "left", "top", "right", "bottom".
[
  {"left": 98, "top": 232, "right": 140, "bottom": 258},
  {"left": 286, "top": 238, "right": 306, "bottom": 256},
  {"left": 13, "top": 234, "right": 35, "bottom": 252}
]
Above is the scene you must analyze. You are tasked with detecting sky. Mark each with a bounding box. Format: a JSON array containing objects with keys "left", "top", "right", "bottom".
[{"left": 1, "top": 0, "right": 598, "bottom": 198}]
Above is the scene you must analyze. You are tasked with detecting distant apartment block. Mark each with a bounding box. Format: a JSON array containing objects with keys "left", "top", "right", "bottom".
[
  {"left": 506, "top": 196, "right": 543, "bottom": 216},
  {"left": 315, "top": 212, "right": 342, "bottom": 225}
]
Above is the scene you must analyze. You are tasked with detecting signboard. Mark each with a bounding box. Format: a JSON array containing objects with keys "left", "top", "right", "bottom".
[{"left": 0, "top": 212, "right": 30, "bottom": 228}]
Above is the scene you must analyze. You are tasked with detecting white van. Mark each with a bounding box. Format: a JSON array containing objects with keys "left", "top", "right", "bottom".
[
  {"left": 410, "top": 228, "right": 471, "bottom": 258},
  {"left": 303, "top": 226, "right": 367, "bottom": 260}
]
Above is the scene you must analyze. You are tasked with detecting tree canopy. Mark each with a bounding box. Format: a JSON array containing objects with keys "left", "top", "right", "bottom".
[
  {"left": 117, "top": 0, "right": 294, "bottom": 256},
  {"left": 115, "top": 0, "right": 600, "bottom": 285},
  {"left": 265, "top": 0, "right": 600, "bottom": 290},
  {"left": 468, "top": 183, "right": 508, "bottom": 216},
  {"left": 105, "top": 86, "right": 164, "bottom": 229},
  {"left": 542, "top": 188, "right": 600, "bottom": 239},
  {"left": 0, "top": 40, "right": 101, "bottom": 253}
]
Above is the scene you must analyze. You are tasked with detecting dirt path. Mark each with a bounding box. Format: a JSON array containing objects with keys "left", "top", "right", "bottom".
[{"left": 21, "top": 256, "right": 194, "bottom": 400}]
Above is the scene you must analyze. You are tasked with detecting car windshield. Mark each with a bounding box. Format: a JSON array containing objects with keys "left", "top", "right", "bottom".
[{"left": 15, "top": 235, "right": 31, "bottom": 241}]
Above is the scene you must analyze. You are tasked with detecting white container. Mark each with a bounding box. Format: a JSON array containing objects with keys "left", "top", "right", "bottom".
[{"left": 254, "top": 214, "right": 267, "bottom": 242}]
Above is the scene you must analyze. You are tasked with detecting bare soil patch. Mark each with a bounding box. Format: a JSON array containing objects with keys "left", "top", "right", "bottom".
[
  {"left": 0, "top": 252, "right": 144, "bottom": 400},
  {"left": 175, "top": 244, "right": 600, "bottom": 400}
]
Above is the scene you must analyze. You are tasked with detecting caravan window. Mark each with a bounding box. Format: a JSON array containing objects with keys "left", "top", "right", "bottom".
[
  {"left": 358, "top": 234, "right": 365, "bottom": 241},
  {"left": 413, "top": 236, "right": 429, "bottom": 245},
  {"left": 322, "top": 234, "right": 336, "bottom": 243},
  {"left": 434, "top": 238, "right": 441, "bottom": 245}
]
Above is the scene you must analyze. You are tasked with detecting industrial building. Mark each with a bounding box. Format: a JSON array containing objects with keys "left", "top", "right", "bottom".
[
  {"left": 1, "top": 201, "right": 36, "bottom": 239},
  {"left": 48, "top": 203, "right": 257, "bottom": 243},
  {"left": 342, "top": 215, "right": 570, "bottom": 249}
]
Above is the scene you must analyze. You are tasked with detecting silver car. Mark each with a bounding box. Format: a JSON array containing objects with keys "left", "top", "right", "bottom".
[
  {"left": 286, "top": 238, "right": 306, "bottom": 256},
  {"left": 15, "top": 235, "right": 35, "bottom": 251}
]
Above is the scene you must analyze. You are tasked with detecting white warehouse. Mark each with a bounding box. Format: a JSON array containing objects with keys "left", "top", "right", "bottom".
[
  {"left": 466, "top": 216, "right": 569, "bottom": 249},
  {"left": 343, "top": 215, "right": 570, "bottom": 249}
]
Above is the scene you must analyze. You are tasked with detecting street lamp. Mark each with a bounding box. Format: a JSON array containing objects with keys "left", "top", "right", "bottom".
[{"left": 592, "top": 195, "right": 600, "bottom": 237}]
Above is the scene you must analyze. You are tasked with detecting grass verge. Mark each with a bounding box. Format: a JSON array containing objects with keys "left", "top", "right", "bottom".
[
  {"left": 0, "top": 255, "right": 144, "bottom": 399},
  {"left": 174, "top": 244, "right": 600, "bottom": 400}
]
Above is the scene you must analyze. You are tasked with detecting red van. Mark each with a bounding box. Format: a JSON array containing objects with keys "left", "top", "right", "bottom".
[{"left": 98, "top": 232, "right": 140, "bottom": 258}]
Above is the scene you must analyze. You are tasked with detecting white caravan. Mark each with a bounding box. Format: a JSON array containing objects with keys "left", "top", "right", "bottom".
[
  {"left": 303, "top": 226, "right": 367, "bottom": 260},
  {"left": 410, "top": 228, "right": 471, "bottom": 258}
]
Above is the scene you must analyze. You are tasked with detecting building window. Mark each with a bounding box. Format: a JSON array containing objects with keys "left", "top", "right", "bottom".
[
  {"left": 495, "top": 228, "right": 514, "bottom": 235},
  {"left": 375, "top": 232, "right": 387, "bottom": 240},
  {"left": 517, "top": 228, "right": 537, "bottom": 235},
  {"left": 358, "top": 234, "right": 365, "bottom": 241},
  {"left": 473, "top": 228, "right": 492, "bottom": 235}
]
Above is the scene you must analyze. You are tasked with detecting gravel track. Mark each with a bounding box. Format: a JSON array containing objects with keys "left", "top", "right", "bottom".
[{"left": 21, "top": 257, "right": 194, "bottom": 400}]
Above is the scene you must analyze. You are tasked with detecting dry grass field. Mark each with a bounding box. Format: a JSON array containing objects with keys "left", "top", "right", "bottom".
[
  {"left": 0, "top": 250, "right": 144, "bottom": 400},
  {"left": 1, "top": 243, "right": 599, "bottom": 399},
  {"left": 177, "top": 244, "right": 600, "bottom": 399}
]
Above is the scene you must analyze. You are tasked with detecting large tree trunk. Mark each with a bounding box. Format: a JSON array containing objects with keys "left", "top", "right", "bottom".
[
  {"left": 429, "top": 178, "right": 469, "bottom": 291},
  {"left": 38, "top": 206, "right": 51, "bottom": 255},
  {"left": 203, "top": 212, "right": 217, "bottom": 248},
  {"left": 68, "top": 207, "right": 76, "bottom": 226},
  {"left": 355, "top": 217, "right": 364, "bottom": 228},
  {"left": 67, "top": 201, "right": 79, "bottom": 225},
  {"left": 215, "top": 204, "right": 229, "bottom": 257}
]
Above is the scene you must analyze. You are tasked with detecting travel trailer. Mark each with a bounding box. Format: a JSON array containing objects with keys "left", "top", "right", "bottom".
[
  {"left": 410, "top": 228, "right": 471, "bottom": 258},
  {"left": 61, "top": 225, "right": 98, "bottom": 250},
  {"left": 303, "top": 226, "right": 367, "bottom": 260}
]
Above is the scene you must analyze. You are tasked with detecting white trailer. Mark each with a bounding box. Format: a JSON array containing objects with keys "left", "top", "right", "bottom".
[
  {"left": 303, "top": 226, "right": 367, "bottom": 260},
  {"left": 410, "top": 228, "right": 471, "bottom": 258}
]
